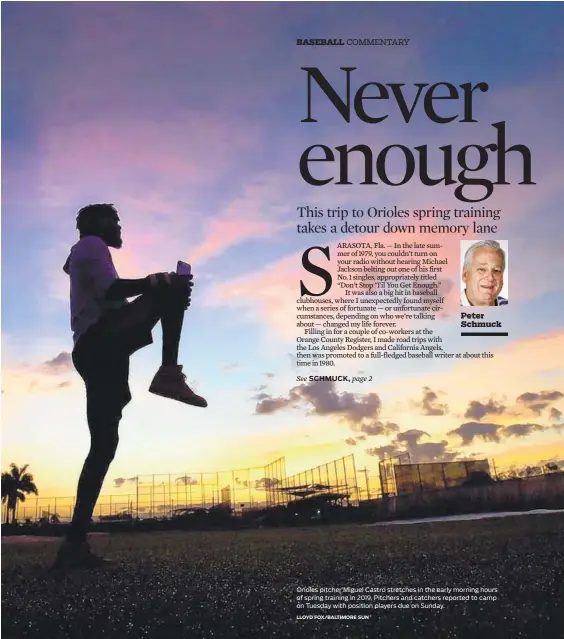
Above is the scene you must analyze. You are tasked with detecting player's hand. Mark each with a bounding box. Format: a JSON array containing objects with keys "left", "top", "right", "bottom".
[
  {"left": 148, "top": 272, "right": 193, "bottom": 288},
  {"left": 169, "top": 273, "right": 193, "bottom": 288},
  {"left": 170, "top": 273, "right": 193, "bottom": 309},
  {"left": 148, "top": 272, "right": 173, "bottom": 287},
  {"left": 148, "top": 272, "right": 193, "bottom": 309}
]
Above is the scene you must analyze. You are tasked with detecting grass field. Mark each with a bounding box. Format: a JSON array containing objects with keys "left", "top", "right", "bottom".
[{"left": 2, "top": 514, "right": 563, "bottom": 638}]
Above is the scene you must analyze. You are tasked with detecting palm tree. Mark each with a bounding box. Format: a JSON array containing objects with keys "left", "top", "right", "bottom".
[{"left": 1, "top": 464, "right": 39, "bottom": 524}]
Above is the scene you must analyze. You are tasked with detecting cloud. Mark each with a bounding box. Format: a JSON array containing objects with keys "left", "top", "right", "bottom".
[
  {"left": 413, "top": 386, "right": 449, "bottom": 416},
  {"left": 447, "top": 422, "right": 503, "bottom": 445},
  {"left": 464, "top": 398, "right": 506, "bottom": 421},
  {"left": 549, "top": 407, "right": 562, "bottom": 421},
  {"left": 396, "top": 429, "right": 457, "bottom": 462},
  {"left": 254, "top": 477, "right": 281, "bottom": 490},
  {"left": 41, "top": 352, "right": 73, "bottom": 374},
  {"left": 222, "top": 362, "right": 241, "bottom": 371},
  {"left": 2, "top": 351, "right": 76, "bottom": 396},
  {"left": 346, "top": 434, "right": 369, "bottom": 446},
  {"left": 411, "top": 441, "right": 459, "bottom": 463},
  {"left": 291, "top": 382, "right": 382, "bottom": 424},
  {"left": 255, "top": 395, "right": 296, "bottom": 415},
  {"left": 205, "top": 253, "right": 303, "bottom": 341},
  {"left": 15, "top": 108, "right": 269, "bottom": 303},
  {"left": 366, "top": 445, "right": 398, "bottom": 459},
  {"left": 500, "top": 423, "right": 546, "bottom": 438},
  {"left": 113, "top": 476, "right": 138, "bottom": 488},
  {"left": 448, "top": 420, "right": 550, "bottom": 445},
  {"left": 365, "top": 428, "right": 458, "bottom": 463},
  {"left": 255, "top": 379, "right": 383, "bottom": 428},
  {"left": 37, "top": 113, "right": 259, "bottom": 207},
  {"left": 253, "top": 384, "right": 268, "bottom": 393},
  {"left": 516, "top": 390, "right": 563, "bottom": 416},
  {"left": 175, "top": 475, "right": 199, "bottom": 486},
  {"left": 359, "top": 421, "right": 399, "bottom": 437},
  {"left": 189, "top": 173, "right": 294, "bottom": 264},
  {"left": 396, "top": 429, "right": 431, "bottom": 447}
]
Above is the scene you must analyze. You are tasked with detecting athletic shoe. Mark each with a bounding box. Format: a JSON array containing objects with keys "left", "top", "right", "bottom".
[
  {"left": 148, "top": 365, "right": 208, "bottom": 407},
  {"left": 50, "top": 539, "right": 110, "bottom": 574}
]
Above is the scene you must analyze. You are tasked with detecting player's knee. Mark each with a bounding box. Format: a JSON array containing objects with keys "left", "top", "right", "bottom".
[
  {"left": 153, "top": 284, "right": 189, "bottom": 312},
  {"left": 88, "top": 404, "right": 122, "bottom": 428},
  {"left": 106, "top": 439, "right": 119, "bottom": 463},
  {"left": 88, "top": 412, "right": 119, "bottom": 453},
  {"left": 94, "top": 432, "right": 119, "bottom": 466},
  {"left": 107, "top": 429, "right": 119, "bottom": 456}
]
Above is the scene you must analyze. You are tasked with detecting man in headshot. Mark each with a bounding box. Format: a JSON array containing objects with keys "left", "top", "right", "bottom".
[
  {"left": 53, "top": 203, "right": 207, "bottom": 572},
  {"left": 460, "top": 240, "right": 508, "bottom": 306}
]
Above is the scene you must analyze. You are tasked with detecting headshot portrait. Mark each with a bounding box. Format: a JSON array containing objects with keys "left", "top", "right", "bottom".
[{"left": 460, "top": 240, "right": 508, "bottom": 307}]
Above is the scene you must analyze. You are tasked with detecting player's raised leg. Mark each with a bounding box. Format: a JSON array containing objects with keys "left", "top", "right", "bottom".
[{"left": 146, "top": 280, "right": 207, "bottom": 408}]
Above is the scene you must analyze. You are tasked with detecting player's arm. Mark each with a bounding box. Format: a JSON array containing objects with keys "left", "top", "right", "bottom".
[{"left": 106, "top": 278, "right": 152, "bottom": 301}]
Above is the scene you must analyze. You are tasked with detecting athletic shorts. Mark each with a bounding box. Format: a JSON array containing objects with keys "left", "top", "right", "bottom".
[{"left": 72, "top": 295, "right": 159, "bottom": 419}]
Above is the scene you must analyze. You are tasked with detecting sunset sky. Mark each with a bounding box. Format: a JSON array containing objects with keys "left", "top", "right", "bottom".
[{"left": 2, "top": 3, "right": 563, "bottom": 501}]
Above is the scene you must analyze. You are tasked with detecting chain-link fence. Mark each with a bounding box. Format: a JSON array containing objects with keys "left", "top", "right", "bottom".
[
  {"left": 5, "top": 456, "right": 556, "bottom": 523},
  {"left": 2, "top": 458, "right": 289, "bottom": 523},
  {"left": 379, "top": 453, "right": 411, "bottom": 496},
  {"left": 274, "top": 454, "right": 360, "bottom": 507},
  {"left": 263, "top": 457, "right": 287, "bottom": 507}
]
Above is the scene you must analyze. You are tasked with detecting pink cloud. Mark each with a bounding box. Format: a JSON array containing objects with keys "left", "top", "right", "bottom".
[
  {"left": 36, "top": 114, "right": 259, "bottom": 210},
  {"left": 189, "top": 173, "right": 295, "bottom": 263},
  {"left": 23, "top": 108, "right": 264, "bottom": 300},
  {"left": 2, "top": 357, "right": 77, "bottom": 398}
]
